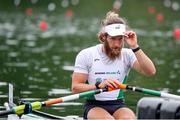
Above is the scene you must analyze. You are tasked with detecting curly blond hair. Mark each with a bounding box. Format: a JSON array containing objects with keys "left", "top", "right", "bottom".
[{"left": 98, "top": 11, "right": 127, "bottom": 42}]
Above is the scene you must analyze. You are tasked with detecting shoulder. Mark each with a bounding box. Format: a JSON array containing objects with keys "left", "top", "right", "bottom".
[
  {"left": 121, "top": 48, "right": 136, "bottom": 61},
  {"left": 78, "top": 44, "right": 100, "bottom": 56},
  {"left": 74, "top": 45, "right": 100, "bottom": 71},
  {"left": 75, "top": 45, "right": 97, "bottom": 61},
  {"left": 121, "top": 48, "right": 137, "bottom": 67},
  {"left": 121, "top": 48, "right": 133, "bottom": 56}
]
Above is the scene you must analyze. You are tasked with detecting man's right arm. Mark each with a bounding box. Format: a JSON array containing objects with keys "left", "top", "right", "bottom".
[{"left": 71, "top": 72, "right": 96, "bottom": 94}]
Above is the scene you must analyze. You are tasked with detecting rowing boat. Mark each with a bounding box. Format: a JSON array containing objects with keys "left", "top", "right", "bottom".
[
  {"left": 6, "top": 109, "right": 82, "bottom": 120},
  {"left": 1, "top": 83, "right": 180, "bottom": 119},
  {"left": 4, "top": 100, "right": 82, "bottom": 120},
  {"left": 1, "top": 84, "right": 83, "bottom": 120}
]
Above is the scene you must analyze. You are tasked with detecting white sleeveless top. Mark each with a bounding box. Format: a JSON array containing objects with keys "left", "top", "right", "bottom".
[{"left": 74, "top": 44, "right": 136, "bottom": 101}]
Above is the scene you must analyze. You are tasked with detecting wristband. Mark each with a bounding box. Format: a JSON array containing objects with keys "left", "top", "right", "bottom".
[
  {"left": 132, "top": 46, "right": 140, "bottom": 53},
  {"left": 95, "top": 82, "right": 101, "bottom": 89}
]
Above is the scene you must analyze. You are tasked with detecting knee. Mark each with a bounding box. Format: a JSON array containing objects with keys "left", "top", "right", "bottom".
[
  {"left": 88, "top": 113, "right": 115, "bottom": 120},
  {"left": 121, "top": 113, "right": 136, "bottom": 120},
  {"left": 123, "top": 111, "right": 136, "bottom": 119},
  {"left": 87, "top": 115, "right": 115, "bottom": 120},
  {"left": 113, "top": 108, "right": 136, "bottom": 120},
  {"left": 87, "top": 107, "right": 115, "bottom": 120}
]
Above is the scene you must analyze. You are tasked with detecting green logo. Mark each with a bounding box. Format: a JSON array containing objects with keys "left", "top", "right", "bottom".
[{"left": 96, "top": 78, "right": 102, "bottom": 82}]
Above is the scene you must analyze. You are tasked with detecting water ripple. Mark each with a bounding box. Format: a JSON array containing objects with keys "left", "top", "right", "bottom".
[
  {"left": 40, "top": 68, "right": 49, "bottom": 73},
  {"left": 48, "top": 88, "right": 71, "bottom": 96},
  {"left": 0, "top": 82, "right": 7, "bottom": 86},
  {"left": 23, "top": 41, "right": 55, "bottom": 53},
  {"left": 5, "top": 62, "right": 29, "bottom": 67},
  {"left": 62, "top": 65, "right": 74, "bottom": 71},
  {"left": 6, "top": 39, "right": 19, "bottom": 45}
]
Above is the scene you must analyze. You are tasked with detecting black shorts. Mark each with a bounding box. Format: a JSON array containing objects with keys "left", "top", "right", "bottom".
[{"left": 83, "top": 99, "right": 126, "bottom": 119}]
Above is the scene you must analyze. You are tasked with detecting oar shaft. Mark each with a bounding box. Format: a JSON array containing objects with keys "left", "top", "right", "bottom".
[
  {"left": 126, "top": 85, "right": 161, "bottom": 96},
  {"left": 161, "top": 92, "right": 180, "bottom": 100},
  {"left": 109, "top": 83, "right": 180, "bottom": 100},
  {"left": 0, "top": 110, "right": 13, "bottom": 116},
  {"left": 126, "top": 85, "right": 180, "bottom": 100},
  {"left": 0, "top": 88, "right": 107, "bottom": 116},
  {"left": 44, "top": 94, "right": 80, "bottom": 106},
  {"left": 44, "top": 88, "right": 106, "bottom": 106}
]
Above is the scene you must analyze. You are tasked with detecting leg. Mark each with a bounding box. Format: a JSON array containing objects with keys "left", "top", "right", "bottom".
[
  {"left": 113, "top": 107, "right": 136, "bottom": 120},
  {"left": 87, "top": 107, "right": 115, "bottom": 120}
]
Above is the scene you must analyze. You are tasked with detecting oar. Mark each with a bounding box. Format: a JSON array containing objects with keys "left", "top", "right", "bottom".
[
  {"left": 0, "top": 88, "right": 108, "bottom": 116},
  {"left": 109, "top": 83, "right": 180, "bottom": 100}
]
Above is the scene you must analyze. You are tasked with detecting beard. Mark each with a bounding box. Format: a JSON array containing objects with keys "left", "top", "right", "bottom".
[{"left": 104, "top": 40, "right": 122, "bottom": 60}]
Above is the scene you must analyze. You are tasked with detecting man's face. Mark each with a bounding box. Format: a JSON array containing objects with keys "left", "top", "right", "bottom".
[{"left": 104, "top": 35, "right": 124, "bottom": 60}]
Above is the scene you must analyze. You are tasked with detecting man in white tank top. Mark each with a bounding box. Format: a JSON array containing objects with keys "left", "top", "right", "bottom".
[{"left": 72, "top": 11, "right": 156, "bottom": 120}]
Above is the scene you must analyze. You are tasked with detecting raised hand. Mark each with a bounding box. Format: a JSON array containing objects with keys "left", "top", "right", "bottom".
[{"left": 124, "top": 31, "right": 138, "bottom": 48}]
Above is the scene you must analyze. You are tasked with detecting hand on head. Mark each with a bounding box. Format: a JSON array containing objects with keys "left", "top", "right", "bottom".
[{"left": 124, "top": 31, "right": 138, "bottom": 48}]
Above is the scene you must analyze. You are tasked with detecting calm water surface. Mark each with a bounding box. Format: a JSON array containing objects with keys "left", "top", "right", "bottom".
[{"left": 0, "top": 0, "right": 180, "bottom": 117}]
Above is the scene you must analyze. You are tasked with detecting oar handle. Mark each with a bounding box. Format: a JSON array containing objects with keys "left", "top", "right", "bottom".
[
  {"left": 107, "top": 83, "right": 127, "bottom": 91},
  {"left": 0, "top": 110, "right": 14, "bottom": 116}
]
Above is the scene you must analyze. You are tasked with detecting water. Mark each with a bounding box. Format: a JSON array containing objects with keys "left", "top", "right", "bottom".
[{"left": 0, "top": 0, "right": 180, "bottom": 117}]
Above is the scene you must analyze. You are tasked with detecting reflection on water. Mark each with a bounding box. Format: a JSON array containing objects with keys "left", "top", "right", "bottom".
[
  {"left": 52, "top": 102, "right": 83, "bottom": 107},
  {"left": 0, "top": 0, "right": 180, "bottom": 117},
  {"left": 5, "top": 62, "right": 29, "bottom": 67},
  {"left": 62, "top": 65, "right": 74, "bottom": 71},
  {"left": 48, "top": 88, "right": 72, "bottom": 95},
  {"left": 0, "top": 82, "right": 7, "bottom": 86}
]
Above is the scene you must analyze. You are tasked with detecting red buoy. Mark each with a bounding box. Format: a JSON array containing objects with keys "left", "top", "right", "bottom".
[
  {"left": 156, "top": 13, "right": 164, "bottom": 23},
  {"left": 148, "top": 6, "right": 156, "bottom": 14},
  {"left": 25, "top": 8, "right": 33, "bottom": 16},
  {"left": 39, "top": 20, "right": 48, "bottom": 32},
  {"left": 65, "top": 9, "right": 74, "bottom": 18},
  {"left": 173, "top": 28, "right": 180, "bottom": 40}
]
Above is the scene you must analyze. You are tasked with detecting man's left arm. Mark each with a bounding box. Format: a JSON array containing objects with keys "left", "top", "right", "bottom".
[
  {"left": 132, "top": 49, "right": 156, "bottom": 76},
  {"left": 125, "top": 31, "right": 156, "bottom": 76}
]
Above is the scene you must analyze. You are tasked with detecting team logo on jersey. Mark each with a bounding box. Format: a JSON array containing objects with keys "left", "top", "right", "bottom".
[
  {"left": 117, "top": 70, "right": 121, "bottom": 74},
  {"left": 96, "top": 78, "right": 102, "bottom": 82},
  {"left": 94, "top": 58, "right": 100, "bottom": 62},
  {"left": 95, "top": 70, "right": 121, "bottom": 75}
]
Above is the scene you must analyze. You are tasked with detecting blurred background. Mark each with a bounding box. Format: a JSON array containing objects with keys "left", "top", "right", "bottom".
[{"left": 0, "top": 0, "right": 180, "bottom": 117}]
